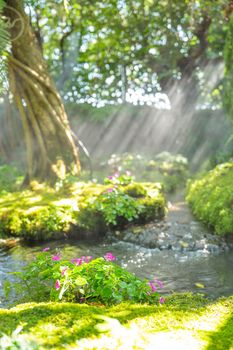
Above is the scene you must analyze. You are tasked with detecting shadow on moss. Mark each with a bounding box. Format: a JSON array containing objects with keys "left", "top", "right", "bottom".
[{"left": 0, "top": 294, "right": 212, "bottom": 349}]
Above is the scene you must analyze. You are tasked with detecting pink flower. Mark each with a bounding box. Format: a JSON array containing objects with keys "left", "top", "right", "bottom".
[
  {"left": 52, "top": 255, "right": 61, "bottom": 261},
  {"left": 154, "top": 279, "right": 164, "bottom": 289},
  {"left": 61, "top": 267, "right": 68, "bottom": 276},
  {"left": 125, "top": 170, "right": 131, "bottom": 176},
  {"left": 85, "top": 256, "right": 92, "bottom": 263},
  {"left": 42, "top": 247, "right": 50, "bottom": 252},
  {"left": 108, "top": 175, "right": 113, "bottom": 180},
  {"left": 107, "top": 188, "right": 113, "bottom": 193},
  {"left": 148, "top": 282, "right": 157, "bottom": 292},
  {"left": 159, "top": 297, "right": 165, "bottom": 304},
  {"left": 114, "top": 172, "right": 119, "bottom": 178},
  {"left": 104, "top": 252, "right": 116, "bottom": 261},
  {"left": 55, "top": 280, "right": 60, "bottom": 290},
  {"left": 71, "top": 258, "right": 83, "bottom": 266}
]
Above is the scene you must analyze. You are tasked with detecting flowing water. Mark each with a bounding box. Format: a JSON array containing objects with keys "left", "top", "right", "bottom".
[
  {"left": 0, "top": 239, "right": 233, "bottom": 308},
  {"left": 1, "top": 193, "right": 232, "bottom": 308}
]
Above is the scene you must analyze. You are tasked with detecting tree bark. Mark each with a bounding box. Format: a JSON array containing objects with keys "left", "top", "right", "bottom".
[{"left": 3, "top": 0, "right": 80, "bottom": 183}]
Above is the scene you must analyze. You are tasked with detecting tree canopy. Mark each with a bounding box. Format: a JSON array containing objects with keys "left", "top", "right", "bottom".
[
  {"left": 24, "top": 0, "right": 229, "bottom": 109},
  {"left": 0, "top": 0, "right": 233, "bottom": 182}
]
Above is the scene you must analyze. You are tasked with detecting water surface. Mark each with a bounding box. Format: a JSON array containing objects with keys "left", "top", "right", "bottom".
[{"left": 0, "top": 239, "right": 232, "bottom": 307}]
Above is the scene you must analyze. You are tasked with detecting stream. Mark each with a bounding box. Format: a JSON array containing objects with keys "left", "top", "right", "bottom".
[{"left": 0, "top": 192, "right": 232, "bottom": 308}]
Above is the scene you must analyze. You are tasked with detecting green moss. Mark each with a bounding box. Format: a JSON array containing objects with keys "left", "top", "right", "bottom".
[
  {"left": 186, "top": 162, "right": 233, "bottom": 235},
  {"left": 138, "top": 196, "right": 166, "bottom": 223},
  {"left": 0, "top": 295, "right": 233, "bottom": 349},
  {"left": 123, "top": 183, "right": 147, "bottom": 197}
]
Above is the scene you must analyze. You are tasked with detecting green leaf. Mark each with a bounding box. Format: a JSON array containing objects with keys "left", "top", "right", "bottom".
[{"left": 75, "top": 277, "right": 87, "bottom": 286}]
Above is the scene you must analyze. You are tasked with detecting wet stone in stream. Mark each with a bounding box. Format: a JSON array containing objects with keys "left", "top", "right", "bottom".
[{"left": 109, "top": 220, "right": 230, "bottom": 253}]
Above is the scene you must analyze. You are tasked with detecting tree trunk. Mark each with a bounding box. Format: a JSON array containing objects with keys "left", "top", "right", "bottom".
[{"left": 3, "top": 0, "right": 80, "bottom": 183}]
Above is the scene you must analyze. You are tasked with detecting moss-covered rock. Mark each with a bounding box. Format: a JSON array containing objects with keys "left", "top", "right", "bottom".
[
  {"left": 186, "top": 162, "right": 233, "bottom": 235},
  {"left": 123, "top": 183, "right": 147, "bottom": 197},
  {"left": 0, "top": 181, "right": 167, "bottom": 241},
  {"left": 77, "top": 182, "right": 166, "bottom": 234}
]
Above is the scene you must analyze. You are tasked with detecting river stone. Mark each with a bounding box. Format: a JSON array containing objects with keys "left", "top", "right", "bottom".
[
  {"left": 184, "top": 233, "right": 192, "bottom": 239},
  {"left": 205, "top": 243, "right": 221, "bottom": 253},
  {"left": 195, "top": 239, "right": 207, "bottom": 250},
  {"left": 108, "top": 216, "right": 230, "bottom": 253}
]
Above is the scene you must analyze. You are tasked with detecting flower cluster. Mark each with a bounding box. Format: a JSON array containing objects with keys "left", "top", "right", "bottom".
[
  {"left": 8, "top": 248, "right": 165, "bottom": 306},
  {"left": 104, "top": 171, "right": 134, "bottom": 187},
  {"left": 52, "top": 254, "right": 61, "bottom": 261},
  {"left": 47, "top": 250, "right": 164, "bottom": 305},
  {"left": 104, "top": 252, "right": 116, "bottom": 261}
]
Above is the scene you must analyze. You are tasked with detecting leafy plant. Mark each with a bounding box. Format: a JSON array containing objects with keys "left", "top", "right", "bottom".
[
  {"left": 6, "top": 251, "right": 164, "bottom": 306},
  {"left": 94, "top": 189, "right": 144, "bottom": 226}
]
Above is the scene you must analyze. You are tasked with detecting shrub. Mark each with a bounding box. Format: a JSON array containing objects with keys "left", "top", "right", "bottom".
[{"left": 186, "top": 162, "right": 233, "bottom": 235}]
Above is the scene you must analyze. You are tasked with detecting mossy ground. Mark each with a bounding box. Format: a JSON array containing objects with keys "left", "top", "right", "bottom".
[
  {"left": 0, "top": 294, "right": 233, "bottom": 349},
  {"left": 0, "top": 180, "right": 166, "bottom": 241},
  {"left": 186, "top": 162, "right": 233, "bottom": 235}
]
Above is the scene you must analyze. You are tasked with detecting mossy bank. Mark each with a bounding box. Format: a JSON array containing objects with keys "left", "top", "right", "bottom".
[
  {"left": 0, "top": 294, "right": 233, "bottom": 349},
  {"left": 0, "top": 179, "right": 166, "bottom": 241},
  {"left": 186, "top": 162, "right": 233, "bottom": 235}
]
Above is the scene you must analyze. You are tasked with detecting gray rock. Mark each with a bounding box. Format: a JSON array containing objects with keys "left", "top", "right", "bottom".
[
  {"left": 184, "top": 233, "right": 192, "bottom": 239},
  {"left": 108, "top": 216, "right": 231, "bottom": 254},
  {"left": 195, "top": 239, "right": 207, "bottom": 250},
  {"left": 205, "top": 243, "right": 220, "bottom": 253}
]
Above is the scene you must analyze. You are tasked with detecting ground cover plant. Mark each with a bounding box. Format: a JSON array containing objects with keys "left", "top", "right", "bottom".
[
  {"left": 0, "top": 167, "right": 166, "bottom": 241},
  {"left": 186, "top": 162, "right": 233, "bottom": 235},
  {"left": 5, "top": 249, "right": 164, "bottom": 306}
]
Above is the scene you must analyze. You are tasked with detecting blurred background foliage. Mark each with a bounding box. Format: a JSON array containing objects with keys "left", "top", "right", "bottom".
[{"left": 0, "top": 0, "right": 233, "bottom": 170}]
